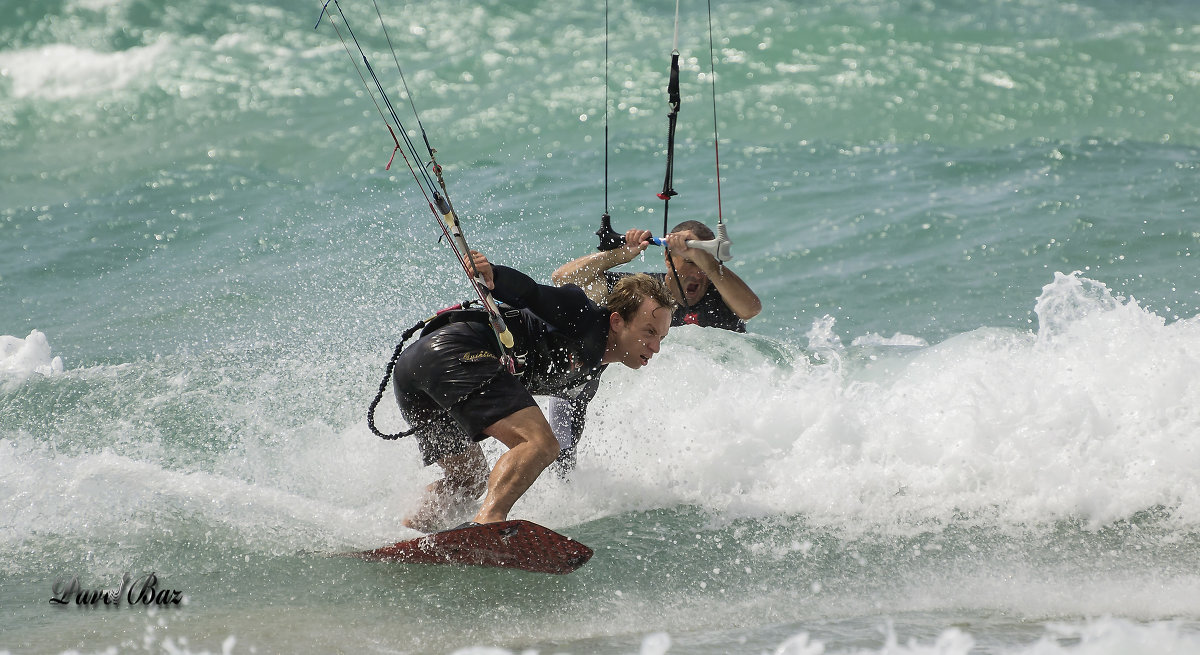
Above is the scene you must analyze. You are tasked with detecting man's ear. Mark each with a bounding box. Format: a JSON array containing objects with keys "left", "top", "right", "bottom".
[{"left": 609, "top": 311, "right": 623, "bottom": 331}]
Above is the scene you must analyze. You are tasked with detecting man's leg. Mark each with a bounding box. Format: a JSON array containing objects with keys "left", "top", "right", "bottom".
[
  {"left": 472, "top": 406, "right": 560, "bottom": 525},
  {"left": 402, "top": 444, "right": 489, "bottom": 532}
]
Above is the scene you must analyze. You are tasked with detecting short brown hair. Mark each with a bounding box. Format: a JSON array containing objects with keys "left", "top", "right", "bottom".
[
  {"left": 670, "top": 220, "right": 714, "bottom": 241},
  {"left": 607, "top": 274, "right": 675, "bottom": 321}
]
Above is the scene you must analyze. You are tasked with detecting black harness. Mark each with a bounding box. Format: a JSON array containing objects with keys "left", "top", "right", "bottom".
[{"left": 366, "top": 302, "right": 528, "bottom": 440}]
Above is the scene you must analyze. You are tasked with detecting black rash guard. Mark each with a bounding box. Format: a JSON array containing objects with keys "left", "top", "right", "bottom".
[{"left": 490, "top": 265, "right": 610, "bottom": 398}]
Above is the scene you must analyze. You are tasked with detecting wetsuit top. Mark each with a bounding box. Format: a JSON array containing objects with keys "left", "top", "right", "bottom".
[
  {"left": 490, "top": 265, "right": 610, "bottom": 397},
  {"left": 604, "top": 271, "right": 746, "bottom": 333}
]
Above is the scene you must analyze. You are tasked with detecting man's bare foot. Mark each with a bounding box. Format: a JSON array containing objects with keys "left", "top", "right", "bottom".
[
  {"left": 401, "top": 513, "right": 446, "bottom": 534},
  {"left": 402, "top": 485, "right": 480, "bottom": 533}
]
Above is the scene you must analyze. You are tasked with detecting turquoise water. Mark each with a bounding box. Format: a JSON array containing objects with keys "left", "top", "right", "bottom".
[{"left": 3, "top": 1, "right": 1200, "bottom": 653}]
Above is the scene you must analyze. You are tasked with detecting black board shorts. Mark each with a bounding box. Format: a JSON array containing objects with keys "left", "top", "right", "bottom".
[{"left": 392, "top": 322, "right": 537, "bottom": 466}]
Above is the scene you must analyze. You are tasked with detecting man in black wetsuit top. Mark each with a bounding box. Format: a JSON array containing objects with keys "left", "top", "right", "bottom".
[
  {"left": 547, "top": 220, "right": 763, "bottom": 468},
  {"left": 392, "top": 250, "right": 675, "bottom": 532}
]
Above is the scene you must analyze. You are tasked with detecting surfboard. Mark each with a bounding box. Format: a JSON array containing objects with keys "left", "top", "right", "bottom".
[{"left": 342, "top": 520, "right": 593, "bottom": 575}]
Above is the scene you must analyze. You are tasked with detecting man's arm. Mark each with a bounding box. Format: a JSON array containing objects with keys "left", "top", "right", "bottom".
[
  {"left": 488, "top": 264, "right": 601, "bottom": 337},
  {"left": 663, "top": 232, "right": 762, "bottom": 320},
  {"left": 703, "top": 264, "right": 762, "bottom": 320},
  {"left": 551, "top": 229, "right": 653, "bottom": 303},
  {"left": 465, "top": 250, "right": 611, "bottom": 342}
]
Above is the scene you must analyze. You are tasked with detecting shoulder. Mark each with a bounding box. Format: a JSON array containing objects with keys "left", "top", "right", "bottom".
[{"left": 544, "top": 284, "right": 609, "bottom": 330}]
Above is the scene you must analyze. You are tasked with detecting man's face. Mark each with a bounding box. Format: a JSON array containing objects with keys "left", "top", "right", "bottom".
[
  {"left": 663, "top": 230, "right": 709, "bottom": 304},
  {"left": 608, "top": 298, "right": 671, "bottom": 369}
]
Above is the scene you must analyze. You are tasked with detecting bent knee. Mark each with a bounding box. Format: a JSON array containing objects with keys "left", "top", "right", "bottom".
[{"left": 529, "top": 436, "right": 561, "bottom": 470}]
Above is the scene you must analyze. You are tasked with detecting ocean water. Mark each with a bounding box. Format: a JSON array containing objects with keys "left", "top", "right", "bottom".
[{"left": 2, "top": 0, "right": 1200, "bottom": 653}]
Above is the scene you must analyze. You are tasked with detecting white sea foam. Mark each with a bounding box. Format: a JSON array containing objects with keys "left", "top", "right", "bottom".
[
  {"left": 447, "top": 617, "right": 1200, "bottom": 655},
  {"left": 4, "top": 273, "right": 1194, "bottom": 560},
  {"left": 0, "top": 40, "right": 169, "bottom": 100},
  {"left": 0, "top": 330, "right": 64, "bottom": 385},
  {"left": 769, "top": 618, "right": 1200, "bottom": 655},
  {"left": 0, "top": 432, "right": 415, "bottom": 576},
  {"left": 67, "top": 0, "right": 123, "bottom": 10},
  {"left": 525, "top": 272, "right": 1200, "bottom": 531},
  {"left": 850, "top": 332, "right": 929, "bottom": 348}
]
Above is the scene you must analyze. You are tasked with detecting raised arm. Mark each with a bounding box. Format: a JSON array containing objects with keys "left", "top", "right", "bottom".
[
  {"left": 708, "top": 266, "right": 762, "bottom": 320},
  {"left": 662, "top": 232, "right": 762, "bottom": 320},
  {"left": 551, "top": 229, "right": 653, "bottom": 303}
]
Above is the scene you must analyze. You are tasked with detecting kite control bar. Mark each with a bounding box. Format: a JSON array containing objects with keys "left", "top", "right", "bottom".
[{"left": 648, "top": 222, "right": 733, "bottom": 262}]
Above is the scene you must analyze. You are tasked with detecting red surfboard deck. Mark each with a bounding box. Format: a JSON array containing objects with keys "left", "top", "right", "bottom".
[{"left": 344, "top": 520, "right": 593, "bottom": 575}]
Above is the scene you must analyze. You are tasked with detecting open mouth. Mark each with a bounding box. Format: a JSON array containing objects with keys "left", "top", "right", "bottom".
[
  {"left": 685, "top": 282, "right": 701, "bottom": 296},
  {"left": 640, "top": 355, "right": 650, "bottom": 365}
]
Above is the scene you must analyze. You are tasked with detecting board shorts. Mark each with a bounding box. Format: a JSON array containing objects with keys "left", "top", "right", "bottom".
[{"left": 391, "top": 321, "right": 537, "bottom": 467}]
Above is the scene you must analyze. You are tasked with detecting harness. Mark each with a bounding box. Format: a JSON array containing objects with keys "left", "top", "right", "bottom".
[{"left": 366, "top": 301, "right": 528, "bottom": 440}]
